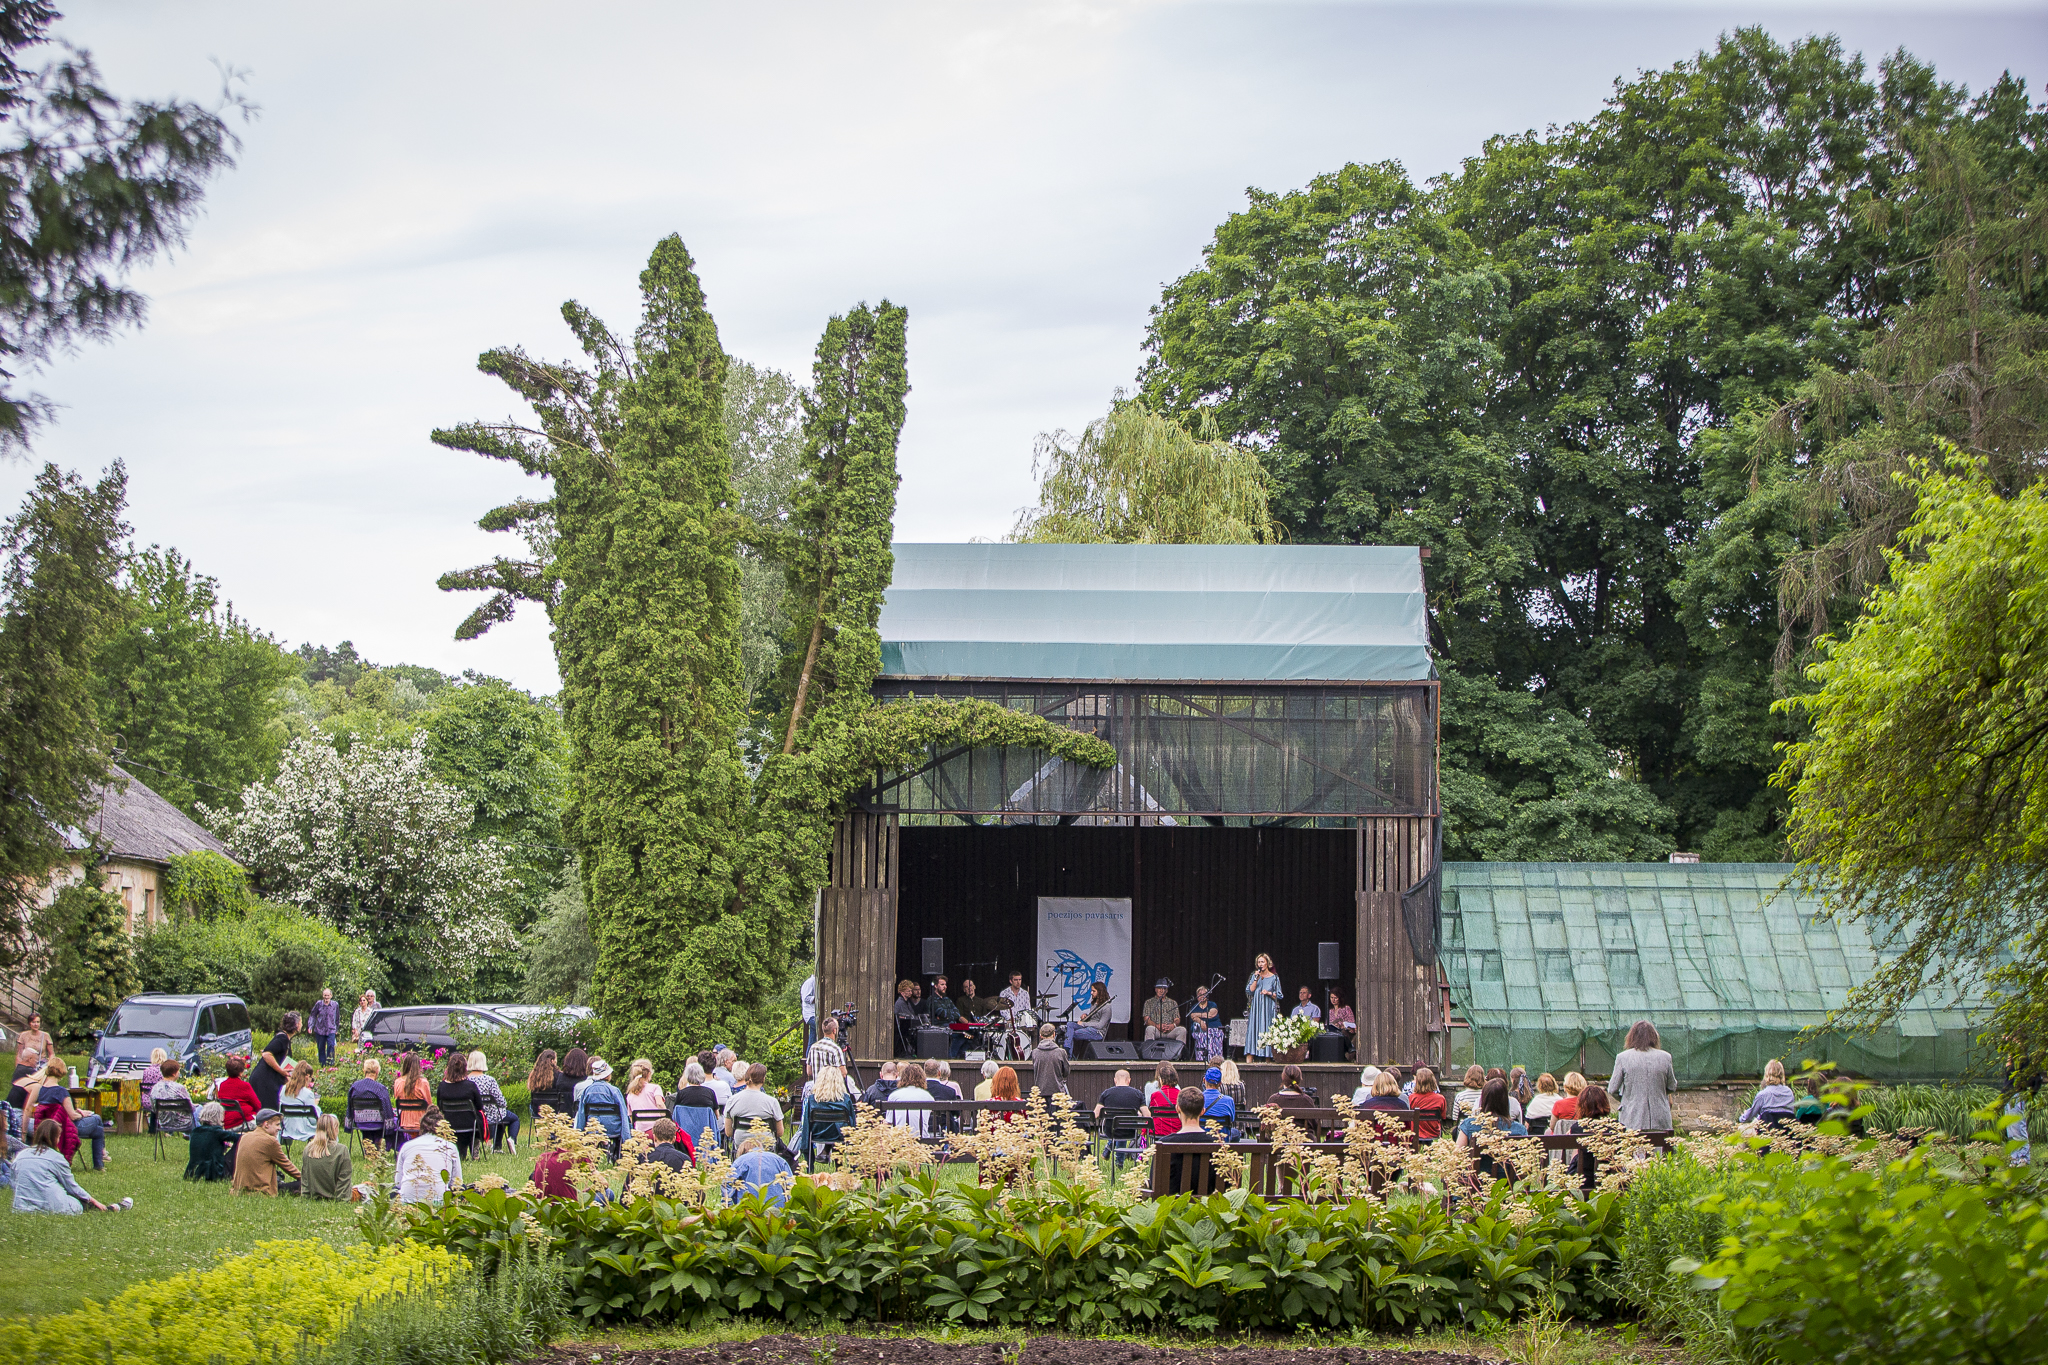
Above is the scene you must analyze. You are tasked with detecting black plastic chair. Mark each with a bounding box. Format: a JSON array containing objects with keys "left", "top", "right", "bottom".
[
  {"left": 151, "top": 1092, "right": 195, "bottom": 1160},
  {"left": 278, "top": 1100, "right": 321, "bottom": 1147},
  {"left": 347, "top": 1100, "right": 390, "bottom": 1155},
  {"left": 438, "top": 1094, "right": 482, "bottom": 1156},
  {"left": 1100, "top": 1110, "right": 1148, "bottom": 1167},
  {"left": 580, "top": 1098, "right": 623, "bottom": 1158}
]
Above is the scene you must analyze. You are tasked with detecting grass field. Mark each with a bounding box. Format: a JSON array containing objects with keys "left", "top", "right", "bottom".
[{"left": 0, "top": 1129, "right": 537, "bottom": 1318}]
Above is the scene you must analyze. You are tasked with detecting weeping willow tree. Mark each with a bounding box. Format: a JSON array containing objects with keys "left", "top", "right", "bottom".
[
  {"left": 437, "top": 242, "right": 1114, "bottom": 1066},
  {"left": 1009, "top": 392, "right": 1275, "bottom": 544}
]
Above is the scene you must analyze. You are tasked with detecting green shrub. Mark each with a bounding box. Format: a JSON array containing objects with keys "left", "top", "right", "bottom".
[
  {"left": 35, "top": 883, "right": 139, "bottom": 1048},
  {"left": 133, "top": 900, "right": 385, "bottom": 1020},
  {"left": 398, "top": 1175, "right": 1625, "bottom": 1331},
  {"left": 1679, "top": 1113, "right": 2048, "bottom": 1365},
  {"left": 162, "top": 848, "right": 251, "bottom": 919},
  {"left": 313, "top": 1243, "right": 567, "bottom": 1365},
  {"left": 250, "top": 938, "right": 330, "bottom": 1033}
]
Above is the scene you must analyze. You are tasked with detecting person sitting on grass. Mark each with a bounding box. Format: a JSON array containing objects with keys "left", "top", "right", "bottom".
[
  {"left": 232, "top": 1108, "right": 302, "bottom": 1196},
  {"left": 184, "top": 1102, "right": 235, "bottom": 1182},
  {"left": 397, "top": 1106, "right": 463, "bottom": 1206},
  {"left": 11, "top": 1120, "right": 130, "bottom": 1213},
  {"left": 215, "top": 1056, "right": 262, "bottom": 1129},
  {"left": 729, "top": 1130, "right": 792, "bottom": 1206},
  {"left": 279, "top": 1061, "right": 321, "bottom": 1151},
  {"left": 149, "top": 1059, "right": 194, "bottom": 1133},
  {"left": 530, "top": 1127, "right": 595, "bottom": 1200},
  {"left": 646, "top": 1117, "right": 695, "bottom": 1173},
  {"left": 298, "top": 1113, "right": 354, "bottom": 1200}
]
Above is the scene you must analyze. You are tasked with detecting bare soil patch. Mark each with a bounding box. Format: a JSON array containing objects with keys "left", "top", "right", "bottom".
[{"left": 524, "top": 1333, "right": 1508, "bottom": 1365}]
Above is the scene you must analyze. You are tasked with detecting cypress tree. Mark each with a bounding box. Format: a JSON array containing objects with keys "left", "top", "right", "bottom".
[{"left": 438, "top": 243, "right": 1115, "bottom": 1068}]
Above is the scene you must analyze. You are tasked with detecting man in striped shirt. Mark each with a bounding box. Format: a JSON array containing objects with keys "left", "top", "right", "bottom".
[{"left": 806, "top": 1017, "right": 847, "bottom": 1079}]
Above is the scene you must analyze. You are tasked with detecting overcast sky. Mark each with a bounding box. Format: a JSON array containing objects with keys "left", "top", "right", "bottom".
[{"left": 4, "top": 1, "right": 2043, "bottom": 693}]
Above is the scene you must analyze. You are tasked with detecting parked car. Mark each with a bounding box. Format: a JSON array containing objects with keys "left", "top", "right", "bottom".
[
  {"left": 473, "top": 1003, "right": 595, "bottom": 1024},
  {"left": 359, "top": 1003, "right": 522, "bottom": 1053},
  {"left": 92, "top": 993, "right": 253, "bottom": 1079}
]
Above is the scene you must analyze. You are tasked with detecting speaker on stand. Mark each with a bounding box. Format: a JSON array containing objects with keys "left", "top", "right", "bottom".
[
  {"left": 922, "top": 938, "right": 944, "bottom": 976},
  {"left": 1318, "top": 941, "right": 1340, "bottom": 982}
]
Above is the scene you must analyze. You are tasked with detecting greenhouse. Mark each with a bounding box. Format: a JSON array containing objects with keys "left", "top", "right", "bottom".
[{"left": 1440, "top": 861, "right": 1992, "bottom": 1085}]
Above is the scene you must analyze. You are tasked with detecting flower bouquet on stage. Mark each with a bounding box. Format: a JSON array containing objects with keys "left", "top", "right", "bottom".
[{"left": 1258, "top": 1015, "right": 1321, "bottom": 1064}]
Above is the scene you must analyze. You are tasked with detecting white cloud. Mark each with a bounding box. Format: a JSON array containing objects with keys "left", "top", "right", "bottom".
[{"left": 4, "top": 0, "right": 2041, "bottom": 691}]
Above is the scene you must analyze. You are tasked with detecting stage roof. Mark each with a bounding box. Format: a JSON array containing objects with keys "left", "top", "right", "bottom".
[
  {"left": 878, "top": 544, "right": 1432, "bottom": 682},
  {"left": 1440, "top": 862, "right": 1991, "bottom": 1084}
]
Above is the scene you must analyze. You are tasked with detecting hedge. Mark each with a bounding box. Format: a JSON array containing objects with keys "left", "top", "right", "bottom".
[
  {"left": 19, "top": 1238, "right": 462, "bottom": 1365},
  {"left": 399, "top": 1174, "right": 1624, "bottom": 1331}
]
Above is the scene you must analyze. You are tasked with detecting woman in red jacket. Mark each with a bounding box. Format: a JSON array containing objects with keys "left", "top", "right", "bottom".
[{"left": 214, "top": 1056, "right": 261, "bottom": 1128}]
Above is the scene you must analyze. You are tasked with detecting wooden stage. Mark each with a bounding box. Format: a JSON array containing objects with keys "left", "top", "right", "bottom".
[{"left": 861, "top": 1058, "right": 1373, "bottom": 1109}]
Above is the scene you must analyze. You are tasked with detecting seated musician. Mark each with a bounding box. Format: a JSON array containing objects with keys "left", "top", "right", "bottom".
[
  {"left": 892, "top": 979, "right": 920, "bottom": 1056},
  {"left": 956, "top": 979, "right": 1003, "bottom": 1019},
  {"left": 926, "top": 977, "right": 962, "bottom": 1025},
  {"left": 1141, "top": 980, "right": 1186, "bottom": 1047}
]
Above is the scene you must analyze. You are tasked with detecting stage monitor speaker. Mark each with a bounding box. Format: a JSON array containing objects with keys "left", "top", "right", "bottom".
[
  {"left": 922, "top": 937, "right": 944, "bottom": 975},
  {"left": 1318, "top": 941, "right": 1340, "bottom": 981},
  {"left": 1085, "top": 1039, "right": 1140, "bottom": 1061},
  {"left": 1308, "top": 1033, "right": 1347, "bottom": 1063},
  {"left": 1138, "top": 1038, "right": 1185, "bottom": 1062},
  {"left": 916, "top": 1027, "right": 951, "bottom": 1059}
]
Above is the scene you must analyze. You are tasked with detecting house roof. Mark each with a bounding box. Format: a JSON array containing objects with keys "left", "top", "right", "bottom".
[
  {"left": 878, "top": 544, "right": 1432, "bottom": 682},
  {"left": 75, "top": 766, "right": 236, "bottom": 868},
  {"left": 1439, "top": 862, "right": 1990, "bottom": 1083}
]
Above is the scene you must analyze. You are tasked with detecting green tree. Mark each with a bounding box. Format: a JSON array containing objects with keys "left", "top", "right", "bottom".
[
  {"left": 34, "top": 881, "right": 136, "bottom": 1048},
  {"left": 437, "top": 240, "right": 1117, "bottom": 1067},
  {"left": 520, "top": 877, "right": 595, "bottom": 1006},
  {"left": 1773, "top": 455, "right": 2048, "bottom": 1065},
  {"left": 0, "top": 461, "right": 125, "bottom": 976},
  {"left": 0, "top": 3, "right": 242, "bottom": 451},
  {"left": 1008, "top": 394, "right": 1274, "bottom": 545},
  {"left": 420, "top": 675, "right": 570, "bottom": 928},
  {"left": 728, "top": 358, "right": 805, "bottom": 723},
  {"left": 92, "top": 546, "right": 295, "bottom": 815},
  {"left": 162, "top": 848, "right": 250, "bottom": 920}
]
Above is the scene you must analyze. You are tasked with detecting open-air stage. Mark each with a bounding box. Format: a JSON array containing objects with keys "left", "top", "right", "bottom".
[{"left": 819, "top": 544, "right": 1448, "bottom": 1077}]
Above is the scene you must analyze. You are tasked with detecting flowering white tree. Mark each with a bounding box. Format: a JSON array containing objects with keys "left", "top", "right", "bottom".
[{"left": 206, "top": 734, "right": 519, "bottom": 995}]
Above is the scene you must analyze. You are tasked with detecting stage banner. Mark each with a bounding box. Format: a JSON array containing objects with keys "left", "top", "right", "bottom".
[{"left": 1037, "top": 896, "right": 1133, "bottom": 1025}]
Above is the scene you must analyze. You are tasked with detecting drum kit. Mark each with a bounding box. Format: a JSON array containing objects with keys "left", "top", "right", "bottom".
[{"left": 962, "top": 995, "right": 1051, "bottom": 1061}]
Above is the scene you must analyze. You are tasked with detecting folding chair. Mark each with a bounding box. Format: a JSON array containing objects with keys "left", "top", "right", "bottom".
[
  {"left": 627, "top": 1101, "right": 667, "bottom": 1138},
  {"left": 278, "top": 1099, "right": 321, "bottom": 1150},
  {"left": 394, "top": 1093, "right": 429, "bottom": 1137},
  {"left": 151, "top": 1092, "right": 195, "bottom": 1160},
  {"left": 439, "top": 1095, "right": 483, "bottom": 1157},
  {"left": 1100, "top": 1110, "right": 1148, "bottom": 1167},
  {"left": 802, "top": 1100, "right": 855, "bottom": 1172},
  {"left": 347, "top": 1098, "right": 392, "bottom": 1155},
  {"left": 671, "top": 1103, "right": 719, "bottom": 1155},
  {"left": 580, "top": 1097, "right": 623, "bottom": 1159}
]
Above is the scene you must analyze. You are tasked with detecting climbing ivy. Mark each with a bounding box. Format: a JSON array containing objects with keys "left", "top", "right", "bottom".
[{"left": 436, "top": 244, "right": 1114, "bottom": 1068}]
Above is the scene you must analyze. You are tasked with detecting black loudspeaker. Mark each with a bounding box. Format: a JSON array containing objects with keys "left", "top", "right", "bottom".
[
  {"left": 916, "top": 1027, "right": 951, "bottom": 1059},
  {"left": 1085, "top": 1039, "right": 1140, "bottom": 1061},
  {"left": 922, "top": 937, "right": 944, "bottom": 975},
  {"left": 1138, "top": 1038, "right": 1185, "bottom": 1062},
  {"left": 1318, "top": 941, "right": 1341, "bottom": 981},
  {"left": 1308, "top": 1033, "right": 1347, "bottom": 1063}
]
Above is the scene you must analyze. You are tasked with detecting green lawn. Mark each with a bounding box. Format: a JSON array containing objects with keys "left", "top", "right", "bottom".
[{"left": 0, "top": 1130, "right": 537, "bottom": 1318}]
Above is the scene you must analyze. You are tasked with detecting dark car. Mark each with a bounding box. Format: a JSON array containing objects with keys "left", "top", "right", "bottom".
[
  {"left": 92, "top": 993, "right": 253, "bottom": 1079},
  {"left": 359, "top": 1004, "right": 519, "bottom": 1054}
]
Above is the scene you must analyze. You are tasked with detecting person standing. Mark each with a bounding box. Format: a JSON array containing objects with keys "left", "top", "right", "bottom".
[
  {"left": 1142, "top": 980, "right": 1187, "bottom": 1048},
  {"left": 1030, "top": 1023, "right": 1070, "bottom": 1097},
  {"left": 251, "top": 1012, "right": 299, "bottom": 1113},
  {"left": 800, "top": 972, "right": 818, "bottom": 1054},
  {"left": 1245, "top": 955, "right": 1283, "bottom": 1059},
  {"left": 1609, "top": 1020, "right": 1678, "bottom": 1131},
  {"left": 806, "top": 1017, "right": 848, "bottom": 1079},
  {"left": 308, "top": 990, "right": 340, "bottom": 1068},
  {"left": 349, "top": 991, "right": 377, "bottom": 1047},
  {"left": 13, "top": 1013, "right": 50, "bottom": 1067}
]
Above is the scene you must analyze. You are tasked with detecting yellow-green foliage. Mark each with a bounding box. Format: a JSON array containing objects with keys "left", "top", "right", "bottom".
[{"left": 20, "top": 1238, "right": 462, "bottom": 1365}]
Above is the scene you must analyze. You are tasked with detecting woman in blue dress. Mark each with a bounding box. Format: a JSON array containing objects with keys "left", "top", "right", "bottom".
[{"left": 1244, "top": 954, "right": 1283, "bottom": 1059}]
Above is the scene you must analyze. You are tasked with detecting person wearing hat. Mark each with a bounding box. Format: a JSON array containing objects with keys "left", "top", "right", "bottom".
[
  {"left": 574, "top": 1058, "right": 628, "bottom": 1155},
  {"left": 1141, "top": 980, "right": 1186, "bottom": 1048},
  {"left": 1199, "top": 1066, "right": 1238, "bottom": 1138},
  {"left": 231, "top": 1108, "right": 302, "bottom": 1196}
]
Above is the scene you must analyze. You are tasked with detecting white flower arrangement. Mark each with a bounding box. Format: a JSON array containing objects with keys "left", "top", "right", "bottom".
[{"left": 1258, "top": 1014, "right": 1321, "bottom": 1054}]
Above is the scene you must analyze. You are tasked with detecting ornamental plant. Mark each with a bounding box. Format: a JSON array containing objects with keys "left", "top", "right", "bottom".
[{"left": 1257, "top": 1014, "right": 1321, "bottom": 1055}]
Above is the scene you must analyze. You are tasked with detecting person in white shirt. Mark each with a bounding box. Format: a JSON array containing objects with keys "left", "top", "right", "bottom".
[
  {"left": 999, "top": 972, "right": 1033, "bottom": 1017},
  {"left": 1289, "top": 985, "right": 1322, "bottom": 1022},
  {"left": 1351, "top": 1065, "right": 1382, "bottom": 1105},
  {"left": 723, "top": 1063, "right": 787, "bottom": 1145},
  {"left": 886, "top": 1062, "right": 935, "bottom": 1139},
  {"left": 396, "top": 1106, "right": 463, "bottom": 1206},
  {"left": 801, "top": 973, "right": 818, "bottom": 1051}
]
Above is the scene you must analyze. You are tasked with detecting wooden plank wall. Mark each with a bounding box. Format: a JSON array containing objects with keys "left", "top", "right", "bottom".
[
  {"left": 818, "top": 812, "right": 900, "bottom": 1062},
  {"left": 1355, "top": 815, "right": 1434, "bottom": 1068}
]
